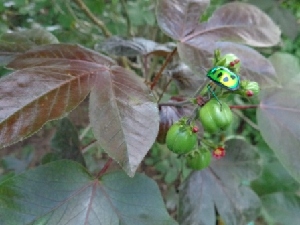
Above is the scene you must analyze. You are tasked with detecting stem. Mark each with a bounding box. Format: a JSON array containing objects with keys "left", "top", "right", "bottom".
[
  {"left": 157, "top": 77, "right": 173, "bottom": 103},
  {"left": 97, "top": 158, "right": 113, "bottom": 177},
  {"left": 81, "top": 140, "right": 97, "bottom": 154},
  {"left": 150, "top": 47, "right": 177, "bottom": 90},
  {"left": 120, "top": 0, "right": 131, "bottom": 36},
  {"left": 232, "top": 109, "right": 260, "bottom": 131},
  {"left": 73, "top": 0, "right": 112, "bottom": 37},
  {"left": 230, "top": 105, "right": 258, "bottom": 110}
]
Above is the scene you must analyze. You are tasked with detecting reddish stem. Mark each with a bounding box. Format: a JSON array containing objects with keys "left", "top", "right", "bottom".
[
  {"left": 97, "top": 158, "right": 113, "bottom": 177},
  {"left": 150, "top": 47, "right": 177, "bottom": 90},
  {"left": 230, "top": 105, "right": 258, "bottom": 109}
]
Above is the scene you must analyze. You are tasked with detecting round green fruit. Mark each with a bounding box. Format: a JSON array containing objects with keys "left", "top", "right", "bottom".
[
  {"left": 198, "top": 99, "right": 233, "bottom": 133},
  {"left": 166, "top": 123, "right": 197, "bottom": 154},
  {"left": 186, "top": 148, "right": 211, "bottom": 170}
]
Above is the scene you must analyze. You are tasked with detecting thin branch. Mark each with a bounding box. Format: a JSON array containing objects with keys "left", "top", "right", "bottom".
[
  {"left": 73, "top": 0, "right": 112, "bottom": 37},
  {"left": 150, "top": 47, "right": 177, "bottom": 90},
  {"left": 232, "top": 109, "right": 260, "bottom": 131},
  {"left": 120, "top": 0, "right": 132, "bottom": 36},
  {"left": 97, "top": 158, "right": 113, "bottom": 177},
  {"left": 230, "top": 105, "right": 258, "bottom": 110}
]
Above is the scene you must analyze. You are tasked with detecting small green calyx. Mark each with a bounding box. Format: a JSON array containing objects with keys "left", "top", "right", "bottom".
[
  {"left": 240, "top": 80, "right": 260, "bottom": 97},
  {"left": 213, "top": 50, "right": 241, "bottom": 74}
]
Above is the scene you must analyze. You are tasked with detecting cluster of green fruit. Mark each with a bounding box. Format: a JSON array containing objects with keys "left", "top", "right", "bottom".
[
  {"left": 163, "top": 51, "right": 260, "bottom": 171},
  {"left": 165, "top": 98, "right": 232, "bottom": 171}
]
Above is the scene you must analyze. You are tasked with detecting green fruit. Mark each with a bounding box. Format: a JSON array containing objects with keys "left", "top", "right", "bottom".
[
  {"left": 166, "top": 123, "right": 197, "bottom": 154},
  {"left": 198, "top": 99, "right": 233, "bottom": 133},
  {"left": 186, "top": 148, "right": 211, "bottom": 170}
]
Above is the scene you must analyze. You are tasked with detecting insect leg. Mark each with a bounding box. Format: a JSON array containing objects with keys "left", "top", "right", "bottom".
[{"left": 207, "top": 84, "right": 223, "bottom": 111}]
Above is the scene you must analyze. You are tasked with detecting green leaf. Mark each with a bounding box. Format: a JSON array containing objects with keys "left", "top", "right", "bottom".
[
  {"left": 51, "top": 118, "right": 85, "bottom": 166},
  {"left": 261, "top": 192, "right": 300, "bottom": 225},
  {"left": 0, "top": 160, "right": 177, "bottom": 225},
  {"left": 269, "top": 52, "right": 300, "bottom": 86},
  {"left": 89, "top": 66, "right": 159, "bottom": 177},
  {"left": 178, "top": 138, "right": 261, "bottom": 225},
  {"left": 251, "top": 160, "right": 299, "bottom": 196},
  {"left": 257, "top": 80, "right": 300, "bottom": 183}
]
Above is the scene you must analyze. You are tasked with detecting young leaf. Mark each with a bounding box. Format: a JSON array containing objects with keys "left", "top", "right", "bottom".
[
  {"left": 156, "top": 0, "right": 210, "bottom": 40},
  {"left": 261, "top": 192, "right": 300, "bottom": 225},
  {"left": 89, "top": 66, "right": 159, "bottom": 177},
  {"left": 0, "top": 44, "right": 115, "bottom": 148},
  {"left": 257, "top": 81, "right": 300, "bottom": 183},
  {"left": 0, "top": 28, "right": 59, "bottom": 66},
  {"left": 0, "top": 160, "right": 177, "bottom": 225},
  {"left": 178, "top": 139, "right": 261, "bottom": 225}
]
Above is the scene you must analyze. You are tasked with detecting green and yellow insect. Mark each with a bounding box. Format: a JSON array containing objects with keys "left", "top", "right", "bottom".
[
  {"left": 207, "top": 66, "right": 240, "bottom": 91},
  {"left": 205, "top": 66, "right": 240, "bottom": 109}
]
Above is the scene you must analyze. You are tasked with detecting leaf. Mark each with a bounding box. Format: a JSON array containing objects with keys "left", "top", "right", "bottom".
[
  {"left": 0, "top": 44, "right": 115, "bottom": 148},
  {"left": 251, "top": 159, "right": 299, "bottom": 196},
  {"left": 257, "top": 80, "right": 300, "bottom": 183},
  {"left": 261, "top": 192, "right": 300, "bottom": 225},
  {"left": 182, "top": 2, "right": 281, "bottom": 47},
  {"left": 269, "top": 52, "right": 300, "bottom": 86},
  {"left": 51, "top": 118, "right": 85, "bottom": 166},
  {"left": 156, "top": 0, "right": 210, "bottom": 40},
  {"left": 98, "top": 36, "right": 176, "bottom": 57},
  {"left": 0, "top": 160, "right": 177, "bottom": 225},
  {"left": 89, "top": 66, "right": 159, "bottom": 177},
  {"left": 0, "top": 28, "right": 59, "bottom": 66},
  {"left": 178, "top": 138, "right": 261, "bottom": 225},
  {"left": 177, "top": 41, "right": 277, "bottom": 87}
]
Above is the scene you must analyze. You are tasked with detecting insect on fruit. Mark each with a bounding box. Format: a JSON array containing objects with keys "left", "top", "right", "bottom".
[
  {"left": 207, "top": 66, "right": 240, "bottom": 91},
  {"left": 205, "top": 66, "right": 240, "bottom": 109}
]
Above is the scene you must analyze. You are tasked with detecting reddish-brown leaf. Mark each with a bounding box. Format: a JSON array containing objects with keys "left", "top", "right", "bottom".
[
  {"left": 0, "top": 28, "right": 59, "bottom": 66},
  {"left": 0, "top": 44, "right": 116, "bottom": 148},
  {"left": 156, "top": 0, "right": 210, "bottom": 40},
  {"left": 89, "top": 66, "right": 159, "bottom": 176}
]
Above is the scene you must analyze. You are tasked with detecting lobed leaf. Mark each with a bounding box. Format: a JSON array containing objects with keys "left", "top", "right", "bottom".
[
  {"left": 257, "top": 80, "right": 300, "bottom": 183},
  {"left": 89, "top": 66, "right": 159, "bottom": 176},
  {"left": 0, "top": 29, "right": 59, "bottom": 66},
  {"left": 0, "top": 160, "right": 177, "bottom": 225},
  {"left": 0, "top": 44, "right": 115, "bottom": 148},
  {"left": 178, "top": 138, "right": 261, "bottom": 225}
]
